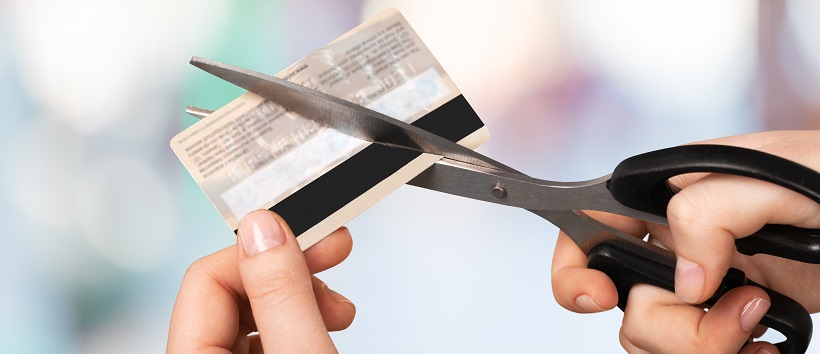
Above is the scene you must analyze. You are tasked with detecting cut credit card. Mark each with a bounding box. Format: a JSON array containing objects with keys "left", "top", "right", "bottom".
[{"left": 171, "top": 9, "right": 489, "bottom": 249}]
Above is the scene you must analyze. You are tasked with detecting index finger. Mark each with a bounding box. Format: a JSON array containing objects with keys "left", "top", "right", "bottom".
[{"left": 167, "top": 246, "right": 245, "bottom": 352}]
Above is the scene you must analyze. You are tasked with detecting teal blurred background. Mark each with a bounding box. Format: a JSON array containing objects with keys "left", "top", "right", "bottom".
[{"left": 0, "top": 0, "right": 817, "bottom": 352}]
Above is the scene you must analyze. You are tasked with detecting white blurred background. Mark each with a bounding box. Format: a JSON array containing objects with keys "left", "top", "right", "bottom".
[{"left": 0, "top": 0, "right": 817, "bottom": 352}]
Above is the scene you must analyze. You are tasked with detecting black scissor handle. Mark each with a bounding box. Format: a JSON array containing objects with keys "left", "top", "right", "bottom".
[
  {"left": 588, "top": 239, "right": 812, "bottom": 354},
  {"left": 604, "top": 144, "right": 820, "bottom": 353},
  {"left": 609, "top": 144, "right": 820, "bottom": 263}
]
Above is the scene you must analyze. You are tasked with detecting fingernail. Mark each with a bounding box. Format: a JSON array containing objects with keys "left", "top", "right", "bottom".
[
  {"left": 323, "top": 283, "right": 354, "bottom": 306},
  {"left": 238, "top": 210, "right": 286, "bottom": 257},
  {"left": 675, "top": 256, "right": 705, "bottom": 303},
  {"left": 574, "top": 294, "right": 604, "bottom": 312},
  {"left": 740, "top": 298, "right": 770, "bottom": 332},
  {"left": 754, "top": 348, "right": 773, "bottom": 354}
]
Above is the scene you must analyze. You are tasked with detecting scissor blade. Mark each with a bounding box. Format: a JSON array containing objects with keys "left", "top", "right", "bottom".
[
  {"left": 189, "top": 56, "right": 514, "bottom": 172},
  {"left": 186, "top": 106, "right": 214, "bottom": 119}
]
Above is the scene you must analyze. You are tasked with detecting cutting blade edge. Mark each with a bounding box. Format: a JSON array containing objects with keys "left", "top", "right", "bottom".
[{"left": 189, "top": 56, "right": 514, "bottom": 172}]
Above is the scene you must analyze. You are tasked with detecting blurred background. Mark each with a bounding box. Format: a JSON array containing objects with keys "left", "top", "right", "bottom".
[{"left": 0, "top": 0, "right": 818, "bottom": 352}]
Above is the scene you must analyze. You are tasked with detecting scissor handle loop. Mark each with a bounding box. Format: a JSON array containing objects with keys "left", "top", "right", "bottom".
[
  {"left": 604, "top": 144, "right": 820, "bottom": 353},
  {"left": 609, "top": 144, "right": 820, "bottom": 263},
  {"left": 609, "top": 144, "right": 820, "bottom": 214}
]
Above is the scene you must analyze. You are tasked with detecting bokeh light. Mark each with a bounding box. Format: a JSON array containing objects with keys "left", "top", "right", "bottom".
[{"left": 0, "top": 1, "right": 817, "bottom": 353}]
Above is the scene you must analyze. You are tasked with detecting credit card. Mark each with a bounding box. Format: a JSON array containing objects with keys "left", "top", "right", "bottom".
[{"left": 171, "top": 9, "right": 489, "bottom": 249}]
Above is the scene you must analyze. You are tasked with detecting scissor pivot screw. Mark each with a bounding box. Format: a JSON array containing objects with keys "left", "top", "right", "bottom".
[{"left": 492, "top": 183, "right": 507, "bottom": 198}]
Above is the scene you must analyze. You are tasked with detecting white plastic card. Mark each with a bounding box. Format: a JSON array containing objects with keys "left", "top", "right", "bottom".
[{"left": 171, "top": 9, "right": 489, "bottom": 249}]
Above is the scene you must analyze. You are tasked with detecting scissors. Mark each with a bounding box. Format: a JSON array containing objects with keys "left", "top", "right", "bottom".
[{"left": 187, "top": 57, "right": 820, "bottom": 353}]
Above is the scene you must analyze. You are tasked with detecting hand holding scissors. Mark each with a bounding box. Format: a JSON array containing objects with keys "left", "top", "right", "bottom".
[
  {"left": 190, "top": 57, "right": 820, "bottom": 353},
  {"left": 552, "top": 131, "right": 820, "bottom": 353}
]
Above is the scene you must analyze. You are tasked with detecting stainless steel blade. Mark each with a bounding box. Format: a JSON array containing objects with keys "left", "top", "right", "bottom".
[
  {"left": 189, "top": 56, "right": 515, "bottom": 172},
  {"left": 408, "top": 159, "right": 669, "bottom": 225},
  {"left": 409, "top": 160, "right": 672, "bottom": 256},
  {"left": 186, "top": 106, "right": 214, "bottom": 119}
]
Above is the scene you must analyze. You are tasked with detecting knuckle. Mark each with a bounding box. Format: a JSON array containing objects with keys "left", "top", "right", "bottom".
[
  {"left": 549, "top": 268, "right": 569, "bottom": 290},
  {"left": 617, "top": 327, "right": 630, "bottom": 351},
  {"left": 179, "top": 255, "right": 234, "bottom": 296},
  {"left": 619, "top": 323, "right": 646, "bottom": 352},
  {"left": 619, "top": 313, "right": 646, "bottom": 349},
  {"left": 666, "top": 190, "right": 707, "bottom": 227},
  {"left": 785, "top": 190, "right": 820, "bottom": 226},
  {"left": 183, "top": 257, "right": 217, "bottom": 283},
  {"left": 178, "top": 248, "right": 240, "bottom": 297}
]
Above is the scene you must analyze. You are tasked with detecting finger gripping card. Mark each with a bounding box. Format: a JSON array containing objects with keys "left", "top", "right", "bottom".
[{"left": 171, "top": 9, "right": 489, "bottom": 249}]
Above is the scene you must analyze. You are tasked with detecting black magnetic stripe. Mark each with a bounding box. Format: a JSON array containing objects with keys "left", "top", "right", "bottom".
[
  {"left": 271, "top": 145, "right": 419, "bottom": 235},
  {"left": 412, "top": 95, "right": 485, "bottom": 142},
  {"left": 262, "top": 94, "right": 484, "bottom": 236}
]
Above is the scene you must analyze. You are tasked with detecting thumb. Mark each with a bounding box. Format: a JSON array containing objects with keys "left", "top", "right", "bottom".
[{"left": 237, "top": 210, "right": 336, "bottom": 353}]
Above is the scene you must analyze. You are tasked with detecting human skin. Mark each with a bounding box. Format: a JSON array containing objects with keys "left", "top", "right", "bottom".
[
  {"left": 167, "top": 210, "right": 355, "bottom": 353},
  {"left": 551, "top": 130, "right": 820, "bottom": 353}
]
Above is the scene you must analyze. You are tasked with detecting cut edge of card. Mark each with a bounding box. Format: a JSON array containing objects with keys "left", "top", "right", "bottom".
[{"left": 296, "top": 126, "right": 489, "bottom": 250}]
